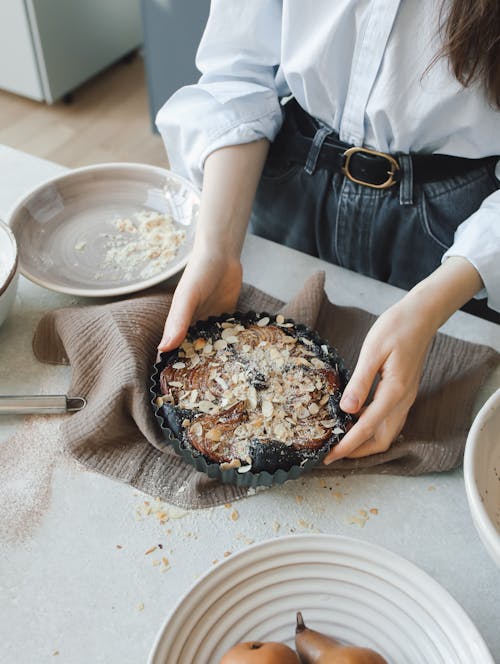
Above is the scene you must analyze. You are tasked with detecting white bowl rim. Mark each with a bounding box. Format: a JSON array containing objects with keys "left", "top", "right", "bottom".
[
  {"left": 4, "top": 162, "right": 200, "bottom": 298},
  {"left": 0, "top": 218, "right": 18, "bottom": 296},
  {"left": 464, "top": 388, "right": 500, "bottom": 555},
  {"left": 147, "top": 532, "right": 493, "bottom": 663}
]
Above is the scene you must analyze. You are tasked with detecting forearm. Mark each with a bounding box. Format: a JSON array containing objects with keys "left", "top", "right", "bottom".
[
  {"left": 401, "top": 256, "right": 484, "bottom": 331},
  {"left": 194, "top": 139, "right": 270, "bottom": 256}
]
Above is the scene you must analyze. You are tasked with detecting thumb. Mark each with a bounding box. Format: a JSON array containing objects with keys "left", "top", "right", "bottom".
[
  {"left": 158, "top": 286, "right": 199, "bottom": 352},
  {"left": 340, "top": 342, "right": 385, "bottom": 413}
]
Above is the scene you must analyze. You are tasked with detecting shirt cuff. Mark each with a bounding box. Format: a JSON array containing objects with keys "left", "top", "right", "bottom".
[
  {"left": 442, "top": 203, "right": 500, "bottom": 312},
  {"left": 156, "top": 83, "right": 283, "bottom": 188}
]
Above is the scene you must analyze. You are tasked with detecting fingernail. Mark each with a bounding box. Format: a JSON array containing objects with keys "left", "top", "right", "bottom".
[
  {"left": 157, "top": 335, "right": 170, "bottom": 350},
  {"left": 340, "top": 393, "right": 358, "bottom": 411},
  {"left": 323, "top": 453, "right": 340, "bottom": 466}
]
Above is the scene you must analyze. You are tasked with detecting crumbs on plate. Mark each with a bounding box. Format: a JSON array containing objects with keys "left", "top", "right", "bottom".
[{"left": 75, "top": 210, "right": 186, "bottom": 281}]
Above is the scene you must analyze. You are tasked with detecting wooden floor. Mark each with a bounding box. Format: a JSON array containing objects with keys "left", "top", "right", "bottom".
[{"left": 0, "top": 54, "right": 168, "bottom": 169}]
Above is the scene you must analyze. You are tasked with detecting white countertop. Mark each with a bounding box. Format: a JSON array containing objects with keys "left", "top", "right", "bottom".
[{"left": 0, "top": 145, "right": 499, "bottom": 664}]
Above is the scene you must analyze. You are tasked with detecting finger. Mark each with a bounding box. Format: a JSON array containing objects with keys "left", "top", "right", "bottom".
[
  {"left": 340, "top": 341, "right": 387, "bottom": 414},
  {"left": 158, "top": 284, "right": 199, "bottom": 351},
  {"left": 346, "top": 437, "right": 390, "bottom": 458},
  {"left": 323, "top": 425, "right": 373, "bottom": 464},
  {"left": 345, "top": 436, "right": 378, "bottom": 458},
  {"left": 347, "top": 413, "right": 406, "bottom": 459},
  {"left": 324, "top": 383, "right": 405, "bottom": 463}
]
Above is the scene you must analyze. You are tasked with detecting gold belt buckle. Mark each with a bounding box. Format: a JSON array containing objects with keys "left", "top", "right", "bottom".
[{"left": 342, "top": 146, "right": 400, "bottom": 189}]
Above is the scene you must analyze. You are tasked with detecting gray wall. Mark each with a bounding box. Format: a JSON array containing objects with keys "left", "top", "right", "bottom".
[{"left": 141, "top": 0, "right": 210, "bottom": 131}]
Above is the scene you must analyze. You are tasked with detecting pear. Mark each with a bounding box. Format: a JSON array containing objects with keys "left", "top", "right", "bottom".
[
  {"left": 295, "top": 612, "right": 388, "bottom": 664},
  {"left": 219, "top": 640, "right": 301, "bottom": 664}
]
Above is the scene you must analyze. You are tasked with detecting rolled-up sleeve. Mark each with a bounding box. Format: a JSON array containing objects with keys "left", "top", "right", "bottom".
[
  {"left": 442, "top": 187, "right": 500, "bottom": 312},
  {"left": 156, "top": 1, "right": 283, "bottom": 187}
]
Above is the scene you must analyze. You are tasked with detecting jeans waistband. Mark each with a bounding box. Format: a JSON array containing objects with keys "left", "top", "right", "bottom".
[{"left": 274, "top": 99, "right": 497, "bottom": 204}]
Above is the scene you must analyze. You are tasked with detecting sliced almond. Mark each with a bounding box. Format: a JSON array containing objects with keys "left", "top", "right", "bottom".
[
  {"left": 269, "top": 347, "right": 282, "bottom": 361},
  {"left": 206, "top": 427, "right": 222, "bottom": 442},
  {"left": 308, "top": 403, "right": 320, "bottom": 415},
  {"left": 220, "top": 459, "right": 241, "bottom": 470},
  {"left": 215, "top": 375, "right": 229, "bottom": 391},
  {"left": 273, "top": 422, "right": 288, "bottom": 439},
  {"left": 262, "top": 400, "right": 274, "bottom": 418},
  {"left": 189, "top": 354, "right": 200, "bottom": 367},
  {"left": 172, "top": 362, "right": 186, "bottom": 369},
  {"left": 191, "top": 422, "right": 203, "bottom": 437},
  {"left": 197, "top": 400, "right": 214, "bottom": 413},
  {"left": 168, "top": 381, "right": 183, "bottom": 388},
  {"left": 221, "top": 327, "right": 240, "bottom": 340},
  {"left": 246, "top": 385, "right": 258, "bottom": 410},
  {"left": 193, "top": 338, "right": 206, "bottom": 351},
  {"left": 213, "top": 339, "right": 228, "bottom": 351}
]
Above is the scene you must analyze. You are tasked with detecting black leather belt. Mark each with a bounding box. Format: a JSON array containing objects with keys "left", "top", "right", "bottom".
[{"left": 273, "top": 101, "right": 497, "bottom": 188}]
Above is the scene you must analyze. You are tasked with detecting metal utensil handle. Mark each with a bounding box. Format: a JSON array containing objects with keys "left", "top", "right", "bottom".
[{"left": 0, "top": 395, "right": 86, "bottom": 414}]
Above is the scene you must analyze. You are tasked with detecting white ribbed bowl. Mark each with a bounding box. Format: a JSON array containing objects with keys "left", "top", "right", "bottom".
[
  {"left": 148, "top": 534, "right": 492, "bottom": 664},
  {"left": 464, "top": 389, "right": 500, "bottom": 568}
]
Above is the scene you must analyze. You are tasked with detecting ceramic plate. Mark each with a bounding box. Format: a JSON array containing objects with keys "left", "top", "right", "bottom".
[
  {"left": 7, "top": 163, "right": 199, "bottom": 297},
  {"left": 464, "top": 389, "right": 500, "bottom": 568},
  {"left": 148, "top": 534, "right": 493, "bottom": 664}
]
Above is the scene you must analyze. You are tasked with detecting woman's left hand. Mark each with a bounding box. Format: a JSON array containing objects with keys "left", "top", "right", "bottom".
[
  {"left": 322, "top": 256, "right": 483, "bottom": 464},
  {"left": 323, "top": 297, "right": 435, "bottom": 463}
]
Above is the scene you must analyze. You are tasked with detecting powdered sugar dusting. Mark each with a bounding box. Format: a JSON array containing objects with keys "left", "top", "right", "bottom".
[{"left": 0, "top": 416, "right": 68, "bottom": 543}]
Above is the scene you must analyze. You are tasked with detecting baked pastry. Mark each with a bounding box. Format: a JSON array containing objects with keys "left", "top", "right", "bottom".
[{"left": 153, "top": 313, "right": 352, "bottom": 477}]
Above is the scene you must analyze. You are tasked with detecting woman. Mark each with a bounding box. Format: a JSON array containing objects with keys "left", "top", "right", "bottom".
[{"left": 156, "top": 1, "right": 500, "bottom": 464}]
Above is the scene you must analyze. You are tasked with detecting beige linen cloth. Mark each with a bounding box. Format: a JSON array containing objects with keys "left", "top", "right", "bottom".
[{"left": 33, "top": 272, "right": 499, "bottom": 508}]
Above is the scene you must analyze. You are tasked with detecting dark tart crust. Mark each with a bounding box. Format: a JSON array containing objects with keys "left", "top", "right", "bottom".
[{"left": 151, "top": 313, "right": 353, "bottom": 482}]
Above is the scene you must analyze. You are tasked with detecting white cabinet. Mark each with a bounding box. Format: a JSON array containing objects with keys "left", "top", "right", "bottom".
[{"left": 0, "top": 0, "right": 142, "bottom": 103}]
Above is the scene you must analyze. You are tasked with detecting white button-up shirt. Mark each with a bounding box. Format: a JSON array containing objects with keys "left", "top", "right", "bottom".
[{"left": 156, "top": 0, "right": 500, "bottom": 312}]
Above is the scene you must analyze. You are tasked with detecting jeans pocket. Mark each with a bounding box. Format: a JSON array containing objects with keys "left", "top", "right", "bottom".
[
  {"left": 261, "top": 156, "right": 301, "bottom": 184},
  {"left": 418, "top": 166, "right": 499, "bottom": 250}
]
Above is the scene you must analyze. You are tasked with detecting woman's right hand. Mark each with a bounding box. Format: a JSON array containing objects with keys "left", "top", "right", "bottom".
[
  {"left": 157, "top": 138, "right": 270, "bottom": 352},
  {"left": 158, "top": 248, "right": 243, "bottom": 352}
]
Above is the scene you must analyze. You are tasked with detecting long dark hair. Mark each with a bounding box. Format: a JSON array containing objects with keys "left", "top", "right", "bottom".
[{"left": 440, "top": 0, "right": 500, "bottom": 107}]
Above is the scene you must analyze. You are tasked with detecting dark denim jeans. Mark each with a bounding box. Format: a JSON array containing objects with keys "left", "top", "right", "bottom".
[{"left": 251, "top": 107, "right": 499, "bottom": 323}]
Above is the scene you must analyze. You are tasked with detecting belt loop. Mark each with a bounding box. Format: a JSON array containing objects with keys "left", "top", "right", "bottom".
[
  {"left": 304, "top": 124, "right": 333, "bottom": 175},
  {"left": 398, "top": 153, "right": 414, "bottom": 205}
]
